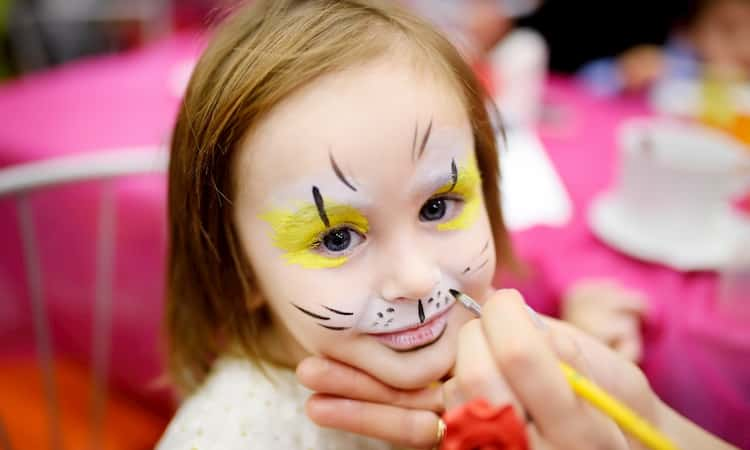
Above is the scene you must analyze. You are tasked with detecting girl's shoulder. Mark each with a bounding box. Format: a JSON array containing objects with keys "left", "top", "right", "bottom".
[{"left": 155, "top": 358, "right": 393, "bottom": 450}]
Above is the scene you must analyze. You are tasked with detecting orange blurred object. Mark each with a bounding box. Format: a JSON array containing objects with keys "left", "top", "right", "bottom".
[{"left": 0, "top": 357, "right": 169, "bottom": 450}]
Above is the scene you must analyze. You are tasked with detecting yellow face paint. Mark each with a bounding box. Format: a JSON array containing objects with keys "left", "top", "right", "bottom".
[
  {"left": 261, "top": 200, "right": 369, "bottom": 269},
  {"left": 435, "top": 154, "right": 482, "bottom": 231}
]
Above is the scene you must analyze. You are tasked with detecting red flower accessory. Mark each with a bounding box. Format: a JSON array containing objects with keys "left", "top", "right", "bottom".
[{"left": 441, "top": 398, "right": 528, "bottom": 450}]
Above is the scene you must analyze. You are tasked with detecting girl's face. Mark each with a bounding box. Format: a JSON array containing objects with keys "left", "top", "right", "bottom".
[{"left": 234, "top": 55, "right": 496, "bottom": 389}]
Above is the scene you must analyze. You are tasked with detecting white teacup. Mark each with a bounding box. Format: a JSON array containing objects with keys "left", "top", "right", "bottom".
[{"left": 613, "top": 118, "right": 750, "bottom": 245}]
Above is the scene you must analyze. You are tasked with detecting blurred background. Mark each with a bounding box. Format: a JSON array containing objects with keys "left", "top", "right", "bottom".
[{"left": 0, "top": 1, "right": 748, "bottom": 449}]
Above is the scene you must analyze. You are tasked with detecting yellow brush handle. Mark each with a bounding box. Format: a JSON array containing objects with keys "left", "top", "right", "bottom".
[{"left": 560, "top": 363, "right": 680, "bottom": 450}]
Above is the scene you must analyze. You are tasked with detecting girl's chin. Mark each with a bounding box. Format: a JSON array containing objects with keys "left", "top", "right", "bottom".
[{"left": 365, "top": 335, "right": 457, "bottom": 390}]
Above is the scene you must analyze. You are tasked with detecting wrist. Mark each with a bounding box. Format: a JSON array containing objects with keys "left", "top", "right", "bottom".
[{"left": 655, "top": 398, "right": 738, "bottom": 450}]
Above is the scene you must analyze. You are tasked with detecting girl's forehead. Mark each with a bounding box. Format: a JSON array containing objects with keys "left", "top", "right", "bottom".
[{"left": 235, "top": 57, "right": 472, "bottom": 203}]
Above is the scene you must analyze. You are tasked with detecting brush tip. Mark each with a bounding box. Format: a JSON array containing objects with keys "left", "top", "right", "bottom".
[{"left": 448, "top": 288, "right": 460, "bottom": 298}]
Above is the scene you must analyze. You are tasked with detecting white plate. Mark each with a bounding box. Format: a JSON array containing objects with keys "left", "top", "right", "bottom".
[{"left": 589, "top": 192, "right": 750, "bottom": 271}]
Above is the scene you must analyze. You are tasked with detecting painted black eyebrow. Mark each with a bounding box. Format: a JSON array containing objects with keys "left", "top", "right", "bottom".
[
  {"left": 318, "top": 324, "right": 351, "bottom": 331},
  {"left": 293, "top": 303, "right": 330, "bottom": 321},
  {"left": 411, "top": 122, "right": 419, "bottom": 160},
  {"left": 447, "top": 158, "right": 458, "bottom": 192},
  {"left": 311, "top": 186, "right": 330, "bottom": 227},
  {"left": 416, "top": 118, "right": 433, "bottom": 160},
  {"left": 329, "top": 151, "right": 357, "bottom": 192},
  {"left": 323, "top": 306, "right": 354, "bottom": 316}
]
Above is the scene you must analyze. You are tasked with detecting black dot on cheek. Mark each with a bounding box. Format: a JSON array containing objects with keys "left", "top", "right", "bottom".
[
  {"left": 436, "top": 302, "right": 440, "bottom": 308},
  {"left": 386, "top": 308, "right": 394, "bottom": 313},
  {"left": 377, "top": 312, "right": 383, "bottom": 318},
  {"left": 428, "top": 297, "right": 434, "bottom": 303}
]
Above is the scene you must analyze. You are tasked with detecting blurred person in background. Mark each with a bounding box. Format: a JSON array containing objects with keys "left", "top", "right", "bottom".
[{"left": 579, "top": 0, "right": 750, "bottom": 95}]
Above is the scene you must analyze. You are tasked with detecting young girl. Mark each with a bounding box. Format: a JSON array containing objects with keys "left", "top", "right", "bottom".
[{"left": 158, "top": 0, "right": 510, "bottom": 447}]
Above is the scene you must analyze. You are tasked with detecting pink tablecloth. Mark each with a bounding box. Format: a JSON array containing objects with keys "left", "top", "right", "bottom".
[{"left": 0, "top": 34, "right": 747, "bottom": 447}]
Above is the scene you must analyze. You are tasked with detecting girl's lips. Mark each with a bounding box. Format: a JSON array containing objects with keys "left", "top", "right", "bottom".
[{"left": 369, "top": 305, "right": 452, "bottom": 351}]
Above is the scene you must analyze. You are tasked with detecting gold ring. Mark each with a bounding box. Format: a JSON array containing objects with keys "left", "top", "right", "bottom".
[{"left": 432, "top": 417, "right": 447, "bottom": 450}]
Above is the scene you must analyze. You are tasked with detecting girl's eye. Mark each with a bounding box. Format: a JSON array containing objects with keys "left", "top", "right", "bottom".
[
  {"left": 420, "top": 198, "right": 447, "bottom": 221},
  {"left": 419, "top": 196, "right": 463, "bottom": 223},
  {"left": 318, "top": 227, "right": 365, "bottom": 254}
]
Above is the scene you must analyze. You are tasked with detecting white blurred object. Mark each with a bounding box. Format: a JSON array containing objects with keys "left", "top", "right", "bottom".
[
  {"left": 589, "top": 118, "right": 750, "bottom": 271},
  {"left": 651, "top": 78, "right": 750, "bottom": 118},
  {"left": 499, "top": 129, "right": 572, "bottom": 231},
  {"left": 489, "top": 29, "right": 548, "bottom": 129}
]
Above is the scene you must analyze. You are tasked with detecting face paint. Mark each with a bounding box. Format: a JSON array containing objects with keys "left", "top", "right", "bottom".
[
  {"left": 461, "top": 239, "right": 491, "bottom": 276},
  {"left": 434, "top": 153, "right": 482, "bottom": 231},
  {"left": 234, "top": 57, "right": 498, "bottom": 389},
  {"left": 260, "top": 194, "right": 369, "bottom": 269},
  {"left": 286, "top": 273, "right": 462, "bottom": 352}
]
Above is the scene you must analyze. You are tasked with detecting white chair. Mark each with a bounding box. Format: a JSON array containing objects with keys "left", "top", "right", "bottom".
[{"left": 0, "top": 148, "right": 167, "bottom": 450}]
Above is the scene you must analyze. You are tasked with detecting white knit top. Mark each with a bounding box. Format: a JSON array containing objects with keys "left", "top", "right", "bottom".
[{"left": 156, "top": 358, "right": 395, "bottom": 450}]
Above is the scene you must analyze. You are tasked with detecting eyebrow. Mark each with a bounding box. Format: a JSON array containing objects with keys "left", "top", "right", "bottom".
[
  {"left": 412, "top": 118, "right": 433, "bottom": 161},
  {"left": 311, "top": 186, "right": 330, "bottom": 227},
  {"left": 410, "top": 157, "right": 460, "bottom": 196},
  {"left": 448, "top": 158, "right": 458, "bottom": 192},
  {"left": 329, "top": 150, "right": 358, "bottom": 192}
]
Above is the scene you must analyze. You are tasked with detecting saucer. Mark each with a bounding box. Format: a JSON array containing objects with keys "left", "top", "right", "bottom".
[{"left": 589, "top": 192, "right": 750, "bottom": 271}]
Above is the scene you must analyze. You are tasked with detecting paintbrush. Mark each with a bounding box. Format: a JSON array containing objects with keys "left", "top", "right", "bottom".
[{"left": 448, "top": 289, "right": 680, "bottom": 450}]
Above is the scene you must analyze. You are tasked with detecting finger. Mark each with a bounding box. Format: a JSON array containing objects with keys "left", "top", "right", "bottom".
[
  {"left": 306, "top": 394, "right": 441, "bottom": 450},
  {"left": 455, "top": 319, "right": 523, "bottom": 412},
  {"left": 612, "top": 325, "right": 643, "bottom": 363},
  {"left": 441, "top": 378, "right": 465, "bottom": 411},
  {"left": 297, "top": 357, "right": 443, "bottom": 413},
  {"left": 582, "top": 313, "right": 641, "bottom": 346},
  {"left": 606, "top": 290, "right": 649, "bottom": 314},
  {"left": 481, "top": 290, "right": 623, "bottom": 448}
]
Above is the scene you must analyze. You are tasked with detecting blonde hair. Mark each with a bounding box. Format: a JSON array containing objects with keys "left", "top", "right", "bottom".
[{"left": 166, "top": 0, "right": 512, "bottom": 394}]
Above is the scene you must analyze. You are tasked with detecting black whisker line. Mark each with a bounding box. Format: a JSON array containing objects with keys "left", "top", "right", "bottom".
[
  {"left": 417, "top": 118, "right": 433, "bottom": 159},
  {"left": 448, "top": 158, "right": 458, "bottom": 192},
  {"left": 323, "top": 306, "right": 354, "bottom": 316},
  {"left": 311, "top": 186, "right": 329, "bottom": 227},
  {"left": 481, "top": 239, "right": 490, "bottom": 254},
  {"left": 318, "top": 324, "right": 351, "bottom": 331},
  {"left": 462, "top": 266, "right": 471, "bottom": 274},
  {"left": 474, "top": 258, "right": 489, "bottom": 273},
  {"left": 418, "top": 299, "right": 426, "bottom": 324},
  {"left": 411, "top": 122, "right": 419, "bottom": 161},
  {"left": 293, "top": 303, "right": 330, "bottom": 321},
  {"left": 329, "top": 150, "right": 357, "bottom": 192}
]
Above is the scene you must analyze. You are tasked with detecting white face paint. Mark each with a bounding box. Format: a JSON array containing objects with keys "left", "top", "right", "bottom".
[{"left": 233, "top": 55, "right": 496, "bottom": 389}]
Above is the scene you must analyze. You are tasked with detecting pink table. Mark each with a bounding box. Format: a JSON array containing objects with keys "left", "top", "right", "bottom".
[{"left": 0, "top": 35, "right": 747, "bottom": 447}]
